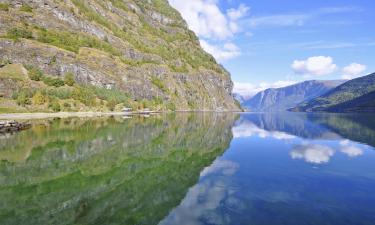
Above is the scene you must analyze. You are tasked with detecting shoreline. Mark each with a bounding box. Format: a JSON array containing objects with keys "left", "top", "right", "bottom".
[
  {"left": 0, "top": 110, "right": 242, "bottom": 120},
  {"left": 0, "top": 111, "right": 141, "bottom": 120}
]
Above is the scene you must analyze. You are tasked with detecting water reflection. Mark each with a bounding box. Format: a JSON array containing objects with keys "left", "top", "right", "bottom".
[
  {"left": 163, "top": 113, "right": 375, "bottom": 225},
  {"left": 1, "top": 112, "right": 375, "bottom": 225},
  {"left": 0, "top": 113, "right": 237, "bottom": 225}
]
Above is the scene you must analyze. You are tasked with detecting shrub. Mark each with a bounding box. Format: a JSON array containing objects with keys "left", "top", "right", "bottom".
[
  {"left": 72, "top": 86, "right": 96, "bottom": 106},
  {"left": 6, "top": 28, "right": 33, "bottom": 40},
  {"left": 64, "top": 72, "right": 75, "bottom": 86},
  {"left": 166, "top": 102, "right": 176, "bottom": 111},
  {"left": 49, "top": 101, "right": 61, "bottom": 112},
  {"left": 91, "top": 86, "right": 128, "bottom": 104},
  {"left": 46, "top": 87, "right": 73, "bottom": 99},
  {"left": 28, "top": 67, "right": 43, "bottom": 81},
  {"left": 32, "top": 91, "right": 47, "bottom": 105},
  {"left": 107, "top": 99, "right": 117, "bottom": 111},
  {"left": 20, "top": 4, "right": 33, "bottom": 12},
  {"left": 42, "top": 76, "right": 65, "bottom": 87},
  {"left": 16, "top": 92, "right": 30, "bottom": 106},
  {"left": 0, "top": 3, "right": 9, "bottom": 11}
]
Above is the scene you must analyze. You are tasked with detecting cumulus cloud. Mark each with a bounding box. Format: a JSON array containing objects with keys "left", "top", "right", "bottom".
[
  {"left": 342, "top": 63, "right": 367, "bottom": 79},
  {"left": 200, "top": 40, "right": 240, "bottom": 62},
  {"left": 339, "top": 140, "right": 363, "bottom": 157},
  {"left": 169, "top": 0, "right": 249, "bottom": 62},
  {"left": 292, "top": 56, "right": 337, "bottom": 76},
  {"left": 159, "top": 159, "right": 240, "bottom": 225},
  {"left": 233, "top": 80, "right": 297, "bottom": 99},
  {"left": 169, "top": 0, "right": 248, "bottom": 40},
  {"left": 232, "top": 120, "right": 296, "bottom": 140},
  {"left": 290, "top": 144, "right": 335, "bottom": 164}
]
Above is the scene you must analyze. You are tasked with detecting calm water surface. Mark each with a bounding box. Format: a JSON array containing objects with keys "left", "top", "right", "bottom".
[{"left": 1, "top": 113, "right": 375, "bottom": 225}]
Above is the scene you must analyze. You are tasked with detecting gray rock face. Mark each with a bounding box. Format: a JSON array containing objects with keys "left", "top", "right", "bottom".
[{"left": 243, "top": 80, "right": 345, "bottom": 112}]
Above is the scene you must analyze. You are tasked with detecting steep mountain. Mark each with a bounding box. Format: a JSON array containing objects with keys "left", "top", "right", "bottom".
[
  {"left": 291, "top": 73, "right": 375, "bottom": 112},
  {"left": 242, "top": 80, "right": 345, "bottom": 112},
  {"left": 0, "top": 0, "right": 239, "bottom": 113}
]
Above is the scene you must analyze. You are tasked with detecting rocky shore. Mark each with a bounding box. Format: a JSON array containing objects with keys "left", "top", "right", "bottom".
[{"left": 0, "top": 120, "right": 31, "bottom": 133}]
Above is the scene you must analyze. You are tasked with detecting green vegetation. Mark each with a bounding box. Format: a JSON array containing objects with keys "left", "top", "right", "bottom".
[
  {"left": 48, "top": 99, "right": 61, "bottom": 112},
  {"left": 151, "top": 77, "right": 168, "bottom": 92},
  {"left": 6, "top": 27, "right": 33, "bottom": 40},
  {"left": 42, "top": 75, "right": 65, "bottom": 87},
  {"left": 20, "top": 4, "right": 33, "bottom": 13},
  {"left": 64, "top": 72, "right": 75, "bottom": 86},
  {"left": 72, "top": 86, "right": 96, "bottom": 106},
  {"left": 31, "top": 91, "right": 47, "bottom": 105},
  {"left": 13, "top": 91, "right": 31, "bottom": 106},
  {"left": 35, "top": 27, "right": 120, "bottom": 54},
  {"left": 0, "top": 3, "right": 9, "bottom": 11},
  {"left": 27, "top": 66, "right": 43, "bottom": 81}
]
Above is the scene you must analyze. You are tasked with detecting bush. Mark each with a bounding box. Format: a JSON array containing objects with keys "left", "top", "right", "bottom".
[
  {"left": 64, "top": 72, "right": 75, "bottom": 86},
  {"left": 28, "top": 67, "right": 43, "bottom": 81},
  {"left": 91, "top": 86, "right": 128, "bottom": 105},
  {"left": 42, "top": 76, "right": 65, "bottom": 87},
  {"left": 20, "top": 4, "right": 33, "bottom": 12},
  {"left": 6, "top": 28, "right": 33, "bottom": 40},
  {"left": 16, "top": 92, "right": 31, "bottom": 106},
  {"left": 49, "top": 101, "right": 61, "bottom": 112},
  {"left": 46, "top": 87, "right": 73, "bottom": 100},
  {"left": 107, "top": 99, "right": 117, "bottom": 111},
  {"left": 32, "top": 91, "right": 47, "bottom": 105},
  {"left": 72, "top": 86, "right": 96, "bottom": 106},
  {"left": 166, "top": 102, "right": 176, "bottom": 111},
  {"left": 0, "top": 3, "right": 9, "bottom": 11}
]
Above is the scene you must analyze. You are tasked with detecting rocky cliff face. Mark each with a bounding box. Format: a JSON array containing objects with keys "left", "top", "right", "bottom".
[
  {"left": 243, "top": 80, "right": 345, "bottom": 112},
  {"left": 0, "top": 0, "right": 239, "bottom": 112}
]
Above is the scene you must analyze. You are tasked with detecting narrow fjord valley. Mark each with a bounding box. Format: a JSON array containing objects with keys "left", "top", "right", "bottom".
[{"left": 0, "top": 0, "right": 239, "bottom": 113}]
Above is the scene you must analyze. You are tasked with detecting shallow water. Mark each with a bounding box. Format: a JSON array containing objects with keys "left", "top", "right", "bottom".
[{"left": 1, "top": 113, "right": 375, "bottom": 225}]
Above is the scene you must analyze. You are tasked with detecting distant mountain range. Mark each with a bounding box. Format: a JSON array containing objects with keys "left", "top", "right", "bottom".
[
  {"left": 241, "top": 80, "right": 345, "bottom": 112},
  {"left": 291, "top": 72, "right": 375, "bottom": 112}
]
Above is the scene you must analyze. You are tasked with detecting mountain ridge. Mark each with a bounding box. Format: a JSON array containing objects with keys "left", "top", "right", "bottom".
[
  {"left": 291, "top": 72, "right": 375, "bottom": 112},
  {"left": 241, "top": 80, "right": 345, "bottom": 112}
]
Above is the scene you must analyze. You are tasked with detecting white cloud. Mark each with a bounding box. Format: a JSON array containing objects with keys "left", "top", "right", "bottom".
[
  {"left": 169, "top": 0, "right": 248, "bottom": 40},
  {"left": 169, "top": 0, "right": 248, "bottom": 62},
  {"left": 227, "top": 4, "right": 250, "bottom": 21},
  {"left": 200, "top": 40, "right": 240, "bottom": 62},
  {"left": 290, "top": 144, "right": 335, "bottom": 164},
  {"left": 232, "top": 120, "right": 296, "bottom": 140},
  {"left": 342, "top": 63, "right": 367, "bottom": 79},
  {"left": 233, "top": 80, "right": 297, "bottom": 99},
  {"left": 292, "top": 56, "right": 337, "bottom": 76},
  {"left": 247, "top": 6, "right": 362, "bottom": 28},
  {"left": 249, "top": 14, "right": 309, "bottom": 27},
  {"left": 339, "top": 140, "right": 363, "bottom": 157}
]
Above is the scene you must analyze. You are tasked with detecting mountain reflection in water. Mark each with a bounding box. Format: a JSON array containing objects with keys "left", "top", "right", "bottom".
[
  {"left": 161, "top": 113, "right": 375, "bottom": 225},
  {"left": 1, "top": 113, "right": 375, "bottom": 225}
]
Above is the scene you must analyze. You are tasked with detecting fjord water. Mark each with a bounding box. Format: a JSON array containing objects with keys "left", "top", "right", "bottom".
[{"left": 1, "top": 113, "right": 375, "bottom": 225}]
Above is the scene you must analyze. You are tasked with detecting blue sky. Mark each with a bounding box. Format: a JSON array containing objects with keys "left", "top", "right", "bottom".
[{"left": 169, "top": 0, "right": 375, "bottom": 97}]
